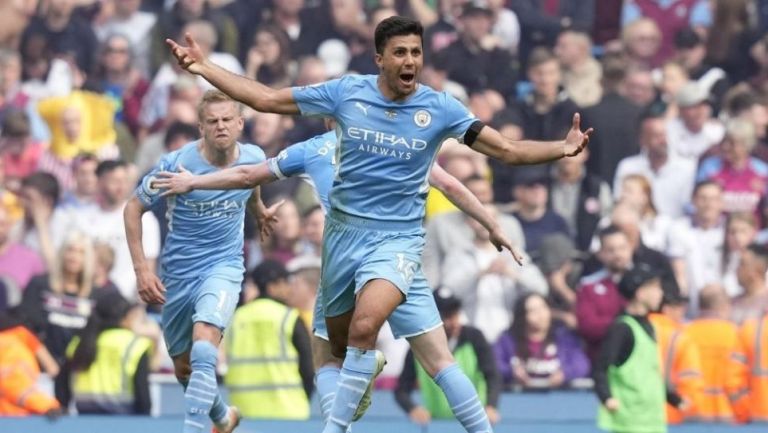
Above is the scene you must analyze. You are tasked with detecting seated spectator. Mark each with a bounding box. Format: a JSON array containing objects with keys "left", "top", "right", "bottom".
[
  {"left": 0, "top": 203, "right": 44, "bottom": 292},
  {"left": 722, "top": 212, "right": 759, "bottom": 298},
  {"left": 731, "top": 243, "right": 768, "bottom": 324},
  {"left": 60, "top": 153, "right": 98, "bottom": 209},
  {"left": 396, "top": 290, "right": 501, "bottom": 425},
  {"left": 686, "top": 285, "right": 748, "bottom": 423},
  {"left": 554, "top": 30, "right": 602, "bottom": 108},
  {"left": 668, "top": 82, "right": 725, "bottom": 163},
  {"left": 93, "top": 0, "right": 156, "bottom": 76},
  {"left": 549, "top": 147, "right": 611, "bottom": 252},
  {"left": 512, "top": 169, "right": 570, "bottom": 258},
  {"left": 494, "top": 292, "right": 589, "bottom": 390},
  {"left": 0, "top": 110, "right": 43, "bottom": 190},
  {"left": 621, "top": 18, "right": 663, "bottom": 68},
  {"left": 614, "top": 110, "right": 696, "bottom": 218},
  {"left": 697, "top": 119, "right": 768, "bottom": 218},
  {"left": 621, "top": 65, "right": 658, "bottom": 109},
  {"left": 673, "top": 27, "right": 730, "bottom": 113},
  {"left": 667, "top": 181, "right": 726, "bottom": 312},
  {"left": 0, "top": 307, "right": 61, "bottom": 417},
  {"left": 615, "top": 174, "right": 673, "bottom": 252},
  {"left": 576, "top": 226, "right": 631, "bottom": 362},
  {"left": 440, "top": 200, "right": 547, "bottom": 343},
  {"left": 225, "top": 260, "right": 313, "bottom": 419},
  {"left": 649, "top": 289, "right": 703, "bottom": 424},
  {"left": 721, "top": 90, "right": 768, "bottom": 163},
  {"left": 536, "top": 233, "right": 584, "bottom": 329},
  {"left": 60, "top": 291, "right": 152, "bottom": 415},
  {"left": 244, "top": 24, "right": 294, "bottom": 89},
  {"left": 18, "top": 172, "right": 69, "bottom": 260}
]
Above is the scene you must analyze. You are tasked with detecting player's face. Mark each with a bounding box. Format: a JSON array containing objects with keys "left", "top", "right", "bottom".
[
  {"left": 199, "top": 101, "right": 244, "bottom": 152},
  {"left": 376, "top": 34, "right": 423, "bottom": 99}
]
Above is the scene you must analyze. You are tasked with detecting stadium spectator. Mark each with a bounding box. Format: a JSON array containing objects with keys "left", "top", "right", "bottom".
[
  {"left": 667, "top": 82, "right": 724, "bottom": 163},
  {"left": 258, "top": 196, "right": 301, "bottom": 266},
  {"left": 721, "top": 90, "right": 768, "bottom": 163},
  {"left": 582, "top": 56, "right": 642, "bottom": 183},
  {"left": 396, "top": 289, "right": 501, "bottom": 425},
  {"left": 731, "top": 243, "right": 768, "bottom": 324},
  {"left": 134, "top": 96, "right": 199, "bottom": 175},
  {"left": 614, "top": 175, "right": 673, "bottom": 253},
  {"left": 667, "top": 181, "right": 726, "bottom": 311},
  {"left": 576, "top": 225, "right": 631, "bottom": 362},
  {"left": 0, "top": 307, "right": 61, "bottom": 417},
  {"left": 549, "top": 147, "right": 611, "bottom": 252},
  {"left": 0, "top": 203, "right": 44, "bottom": 293},
  {"left": 620, "top": 66, "right": 657, "bottom": 108},
  {"left": 734, "top": 309, "right": 768, "bottom": 422},
  {"left": 60, "top": 290, "right": 152, "bottom": 414},
  {"left": 621, "top": 1, "right": 711, "bottom": 66},
  {"left": 93, "top": 0, "right": 156, "bottom": 76},
  {"left": 69, "top": 160, "right": 160, "bottom": 300},
  {"left": 512, "top": 168, "right": 570, "bottom": 258},
  {"left": 697, "top": 119, "right": 768, "bottom": 219},
  {"left": 60, "top": 153, "right": 98, "bottom": 208},
  {"left": 673, "top": 27, "right": 730, "bottom": 112},
  {"left": 706, "top": 0, "right": 758, "bottom": 85},
  {"left": 18, "top": 172, "right": 68, "bottom": 259},
  {"left": 614, "top": 110, "right": 696, "bottom": 218},
  {"left": 721, "top": 212, "right": 758, "bottom": 298},
  {"left": 494, "top": 292, "right": 589, "bottom": 390},
  {"left": 485, "top": 0, "right": 520, "bottom": 53},
  {"left": 657, "top": 61, "right": 689, "bottom": 121},
  {"left": 0, "top": 110, "right": 43, "bottom": 193},
  {"left": 554, "top": 30, "right": 602, "bottom": 108},
  {"left": 621, "top": 18, "right": 663, "bottom": 68},
  {"left": 594, "top": 263, "right": 680, "bottom": 433},
  {"left": 536, "top": 233, "right": 583, "bottom": 329},
  {"left": 440, "top": 3, "right": 517, "bottom": 101},
  {"left": 487, "top": 109, "right": 524, "bottom": 203},
  {"left": 244, "top": 24, "right": 294, "bottom": 89},
  {"left": 224, "top": 259, "right": 313, "bottom": 419},
  {"left": 685, "top": 284, "right": 748, "bottom": 423},
  {"left": 286, "top": 56, "right": 329, "bottom": 143},
  {"left": 648, "top": 289, "right": 703, "bottom": 424},
  {"left": 266, "top": 0, "right": 335, "bottom": 58},
  {"left": 298, "top": 204, "right": 324, "bottom": 258},
  {"left": 286, "top": 254, "right": 321, "bottom": 332}
]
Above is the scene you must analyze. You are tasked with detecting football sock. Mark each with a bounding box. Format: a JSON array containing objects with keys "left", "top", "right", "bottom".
[{"left": 434, "top": 363, "right": 493, "bottom": 433}]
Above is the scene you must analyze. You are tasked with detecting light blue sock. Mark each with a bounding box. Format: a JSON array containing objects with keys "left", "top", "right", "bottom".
[
  {"left": 434, "top": 364, "right": 493, "bottom": 433},
  {"left": 183, "top": 341, "right": 220, "bottom": 433},
  {"left": 179, "top": 377, "right": 227, "bottom": 424},
  {"left": 322, "top": 347, "right": 377, "bottom": 433},
  {"left": 315, "top": 366, "right": 341, "bottom": 423}
]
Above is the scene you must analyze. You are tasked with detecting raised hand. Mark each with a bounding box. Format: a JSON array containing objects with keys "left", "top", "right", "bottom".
[
  {"left": 257, "top": 199, "right": 285, "bottom": 242},
  {"left": 165, "top": 33, "right": 207, "bottom": 75},
  {"left": 154, "top": 165, "right": 194, "bottom": 197},
  {"left": 563, "top": 113, "right": 593, "bottom": 157}
]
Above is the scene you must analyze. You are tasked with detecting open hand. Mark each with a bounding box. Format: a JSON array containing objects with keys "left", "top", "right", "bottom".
[
  {"left": 154, "top": 165, "right": 194, "bottom": 196},
  {"left": 166, "top": 33, "right": 207, "bottom": 75},
  {"left": 563, "top": 113, "right": 593, "bottom": 157},
  {"left": 257, "top": 199, "right": 285, "bottom": 242}
]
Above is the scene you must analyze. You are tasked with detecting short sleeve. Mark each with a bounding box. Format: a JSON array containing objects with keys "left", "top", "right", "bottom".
[
  {"left": 443, "top": 94, "right": 477, "bottom": 143},
  {"left": 291, "top": 77, "right": 349, "bottom": 117},
  {"left": 134, "top": 152, "right": 178, "bottom": 207},
  {"left": 267, "top": 140, "right": 308, "bottom": 179}
]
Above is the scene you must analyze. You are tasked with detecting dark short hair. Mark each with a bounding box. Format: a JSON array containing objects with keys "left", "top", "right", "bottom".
[
  {"left": 1, "top": 110, "right": 30, "bottom": 138},
  {"left": 598, "top": 224, "right": 627, "bottom": 243},
  {"left": 374, "top": 16, "right": 423, "bottom": 55},
  {"left": 164, "top": 121, "right": 199, "bottom": 149},
  {"left": 692, "top": 179, "right": 722, "bottom": 197},
  {"left": 637, "top": 105, "right": 666, "bottom": 130},
  {"left": 527, "top": 46, "right": 558, "bottom": 70},
  {"left": 21, "top": 172, "right": 60, "bottom": 204},
  {"left": 747, "top": 242, "right": 768, "bottom": 264},
  {"left": 95, "top": 159, "right": 127, "bottom": 178}
]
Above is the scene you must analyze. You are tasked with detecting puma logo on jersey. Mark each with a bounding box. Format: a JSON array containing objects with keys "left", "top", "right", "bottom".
[{"left": 355, "top": 102, "right": 371, "bottom": 116}]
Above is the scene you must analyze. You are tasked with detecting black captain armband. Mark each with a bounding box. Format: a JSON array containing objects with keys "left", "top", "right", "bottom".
[{"left": 463, "top": 120, "right": 486, "bottom": 147}]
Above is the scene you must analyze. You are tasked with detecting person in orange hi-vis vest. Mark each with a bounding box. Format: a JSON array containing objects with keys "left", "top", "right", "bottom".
[
  {"left": 686, "top": 284, "right": 748, "bottom": 423},
  {"left": 0, "top": 308, "right": 62, "bottom": 417},
  {"left": 649, "top": 289, "right": 703, "bottom": 424},
  {"left": 734, "top": 309, "right": 768, "bottom": 422}
]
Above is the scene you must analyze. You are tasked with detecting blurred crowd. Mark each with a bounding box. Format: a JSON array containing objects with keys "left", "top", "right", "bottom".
[{"left": 0, "top": 0, "right": 767, "bottom": 426}]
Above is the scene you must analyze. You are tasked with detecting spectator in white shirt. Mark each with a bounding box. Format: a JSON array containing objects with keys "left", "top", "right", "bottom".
[
  {"left": 667, "top": 82, "right": 725, "bottom": 162},
  {"left": 614, "top": 110, "right": 696, "bottom": 218},
  {"left": 93, "top": 0, "right": 156, "bottom": 76}
]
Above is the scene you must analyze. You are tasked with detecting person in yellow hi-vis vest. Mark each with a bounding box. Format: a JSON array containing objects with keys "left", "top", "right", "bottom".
[
  {"left": 224, "top": 259, "right": 314, "bottom": 419},
  {"left": 63, "top": 290, "right": 153, "bottom": 414}
]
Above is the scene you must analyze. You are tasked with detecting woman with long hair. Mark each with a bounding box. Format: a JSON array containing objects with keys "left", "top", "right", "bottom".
[
  {"left": 617, "top": 174, "right": 674, "bottom": 252},
  {"left": 493, "top": 292, "right": 589, "bottom": 390},
  {"left": 722, "top": 212, "right": 758, "bottom": 298},
  {"left": 61, "top": 290, "right": 152, "bottom": 414},
  {"left": 244, "top": 25, "right": 294, "bottom": 89}
]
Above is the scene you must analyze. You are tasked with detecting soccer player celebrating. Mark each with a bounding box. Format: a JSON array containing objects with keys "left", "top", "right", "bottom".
[
  {"left": 167, "top": 16, "right": 590, "bottom": 433},
  {"left": 124, "top": 90, "right": 279, "bottom": 433}
]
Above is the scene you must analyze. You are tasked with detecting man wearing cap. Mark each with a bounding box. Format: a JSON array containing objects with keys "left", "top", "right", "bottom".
[
  {"left": 648, "top": 289, "right": 703, "bottom": 424},
  {"left": 395, "top": 289, "right": 501, "bottom": 426},
  {"left": 223, "top": 259, "right": 314, "bottom": 420},
  {"left": 667, "top": 82, "right": 724, "bottom": 163},
  {"left": 594, "top": 263, "right": 684, "bottom": 433}
]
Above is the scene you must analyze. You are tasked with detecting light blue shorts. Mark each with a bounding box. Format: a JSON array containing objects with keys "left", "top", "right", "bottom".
[
  {"left": 316, "top": 211, "right": 442, "bottom": 340},
  {"left": 161, "top": 265, "right": 242, "bottom": 357}
]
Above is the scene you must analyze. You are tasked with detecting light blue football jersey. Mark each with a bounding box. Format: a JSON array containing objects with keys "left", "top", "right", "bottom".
[
  {"left": 267, "top": 130, "right": 336, "bottom": 213},
  {"left": 135, "top": 141, "right": 266, "bottom": 278},
  {"left": 292, "top": 75, "right": 476, "bottom": 223}
]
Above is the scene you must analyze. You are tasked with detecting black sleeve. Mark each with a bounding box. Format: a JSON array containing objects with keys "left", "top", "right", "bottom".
[
  {"left": 291, "top": 319, "right": 315, "bottom": 399},
  {"left": 394, "top": 350, "right": 418, "bottom": 414},
  {"left": 465, "top": 327, "right": 501, "bottom": 408},
  {"left": 58, "top": 361, "right": 72, "bottom": 412},
  {"left": 666, "top": 388, "right": 683, "bottom": 407},
  {"left": 19, "top": 276, "right": 46, "bottom": 334},
  {"left": 593, "top": 321, "right": 634, "bottom": 404},
  {"left": 133, "top": 352, "right": 152, "bottom": 415}
]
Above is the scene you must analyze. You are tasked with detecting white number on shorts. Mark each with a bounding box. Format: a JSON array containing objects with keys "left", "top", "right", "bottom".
[{"left": 396, "top": 253, "right": 417, "bottom": 285}]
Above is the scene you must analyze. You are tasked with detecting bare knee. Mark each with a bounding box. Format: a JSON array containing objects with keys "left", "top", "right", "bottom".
[
  {"left": 192, "top": 322, "right": 222, "bottom": 345},
  {"left": 347, "top": 315, "right": 381, "bottom": 349},
  {"left": 421, "top": 351, "right": 455, "bottom": 378}
]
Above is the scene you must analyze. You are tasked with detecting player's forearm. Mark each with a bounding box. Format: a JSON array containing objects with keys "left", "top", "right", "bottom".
[
  {"left": 191, "top": 165, "right": 273, "bottom": 190},
  {"left": 499, "top": 138, "right": 567, "bottom": 165},
  {"left": 197, "top": 61, "right": 295, "bottom": 114},
  {"left": 124, "top": 197, "right": 150, "bottom": 273},
  {"left": 432, "top": 171, "right": 499, "bottom": 233}
]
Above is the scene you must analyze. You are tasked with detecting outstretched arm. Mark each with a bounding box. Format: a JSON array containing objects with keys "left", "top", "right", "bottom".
[
  {"left": 471, "top": 113, "right": 592, "bottom": 165},
  {"left": 152, "top": 162, "right": 276, "bottom": 196},
  {"left": 124, "top": 196, "right": 165, "bottom": 304},
  {"left": 428, "top": 164, "right": 522, "bottom": 264},
  {"left": 166, "top": 33, "right": 299, "bottom": 115}
]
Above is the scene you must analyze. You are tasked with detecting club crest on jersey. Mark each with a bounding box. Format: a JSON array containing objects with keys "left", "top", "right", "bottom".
[{"left": 414, "top": 110, "right": 431, "bottom": 128}]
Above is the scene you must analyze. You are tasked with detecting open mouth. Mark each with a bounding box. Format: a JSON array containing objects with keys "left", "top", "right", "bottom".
[{"left": 399, "top": 73, "right": 415, "bottom": 85}]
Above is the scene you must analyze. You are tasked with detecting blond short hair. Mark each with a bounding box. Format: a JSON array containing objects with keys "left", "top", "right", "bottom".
[{"left": 196, "top": 89, "right": 241, "bottom": 120}]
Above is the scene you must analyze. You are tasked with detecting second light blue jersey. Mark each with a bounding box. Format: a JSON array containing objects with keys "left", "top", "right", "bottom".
[
  {"left": 292, "top": 75, "right": 476, "bottom": 224},
  {"left": 267, "top": 130, "right": 336, "bottom": 212},
  {"left": 135, "top": 141, "right": 266, "bottom": 278}
]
